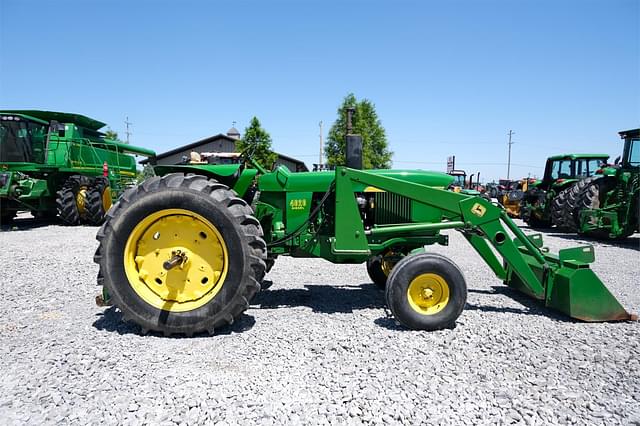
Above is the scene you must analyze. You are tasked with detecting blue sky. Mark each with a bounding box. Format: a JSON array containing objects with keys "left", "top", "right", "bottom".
[{"left": 1, "top": 0, "right": 638, "bottom": 181}]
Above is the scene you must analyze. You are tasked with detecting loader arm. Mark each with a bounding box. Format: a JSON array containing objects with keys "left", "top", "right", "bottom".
[{"left": 334, "top": 167, "right": 633, "bottom": 321}]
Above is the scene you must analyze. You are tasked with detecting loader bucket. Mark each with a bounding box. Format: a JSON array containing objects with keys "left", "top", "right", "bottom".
[{"left": 504, "top": 236, "right": 634, "bottom": 322}]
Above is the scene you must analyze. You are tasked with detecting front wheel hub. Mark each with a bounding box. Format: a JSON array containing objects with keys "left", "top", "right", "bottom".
[
  {"left": 421, "top": 288, "right": 434, "bottom": 299},
  {"left": 407, "top": 273, "right": 450, "bottom": 315}
]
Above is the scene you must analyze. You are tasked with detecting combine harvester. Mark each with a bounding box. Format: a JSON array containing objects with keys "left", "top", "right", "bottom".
[
  {"left": 0, "top": 110, "right": 155, "bottom": 225},
  {"left": 93, "top": 114, "right": 634, "bottom": 335}
]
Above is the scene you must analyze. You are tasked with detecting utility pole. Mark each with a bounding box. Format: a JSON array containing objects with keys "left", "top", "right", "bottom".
[
  {"left": 507, "top": 130, "right": 515, "bottom": 179},
  {"left": 125, "top": 116, "right": 132, "bottom": 144},
  {"left": 319, "top": 121, "right": 323, "bottom": 167}
]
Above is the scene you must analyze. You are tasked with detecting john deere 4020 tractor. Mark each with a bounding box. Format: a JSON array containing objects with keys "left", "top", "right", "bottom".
[
  {"left": 0, "top": 110, "right": 155, "bottom": 225},
  {"left": 94, "top": 123, "right": 633, "bottom": 336}
]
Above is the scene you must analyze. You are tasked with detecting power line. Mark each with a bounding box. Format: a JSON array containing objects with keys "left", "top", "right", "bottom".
[
  {"left": 393, "top": 160, "right": 543, "bottom": 168},
  {"left": 288, "top": 154, "right": 543, "bottom": 169},
  {"left": 391, "top": 160, "right": 443, "bottom": 165}
]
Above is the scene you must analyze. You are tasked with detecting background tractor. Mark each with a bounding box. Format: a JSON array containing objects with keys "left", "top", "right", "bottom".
[
  {"left": 498, "top": 178, "right": 536, "bottom": 218},
  {"left": 0, "top": 110, "right": 155, "bottom": 225},
  {"left": 484, "top": 181, "right": 502, "bottom": 199},
  {"left": 520, "top": 153, "right": 609, "bottom": 229},
  {"left": 93, "top": 117, "right": 632, "bottom": 336},
  {"left": 447, "top": 169, "right": 468, "bottom": 192},
  {"left": 570, "top": 128, "right": 639, "bottom": 239},
  {"left": 447, "top": 169, "right": 486, "bottom": 197}
]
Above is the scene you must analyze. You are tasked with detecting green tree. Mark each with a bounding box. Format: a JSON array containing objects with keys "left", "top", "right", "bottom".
[
  {"left": 104, "top": 128, "right": 119, "bottom": 141},
  {"left": 136, "top": 164, "right": 155, "bottom": 183},
  {"left": 237, "top": 117, "right": 278, "bottom": 168},
  {"left": 325, "top": 93, "right": 392, "bottom": 169}
]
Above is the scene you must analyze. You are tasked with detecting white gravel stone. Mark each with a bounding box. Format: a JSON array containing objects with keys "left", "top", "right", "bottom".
[{"left": 0, "top": 217, "right": 638, "bottom": 424}]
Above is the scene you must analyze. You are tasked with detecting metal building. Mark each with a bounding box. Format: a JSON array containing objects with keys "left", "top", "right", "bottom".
[{"left": 141, "top": 126, "right": 308, "bottom": 172}]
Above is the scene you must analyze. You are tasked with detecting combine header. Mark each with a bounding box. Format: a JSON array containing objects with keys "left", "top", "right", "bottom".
[{"left": 94, "top": 115, "right": 634, "bottom": 336}]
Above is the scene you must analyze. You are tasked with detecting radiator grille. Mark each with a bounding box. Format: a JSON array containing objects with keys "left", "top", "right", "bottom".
[{"left": 373, "top": 192, "right": 412, "bottom": 224}]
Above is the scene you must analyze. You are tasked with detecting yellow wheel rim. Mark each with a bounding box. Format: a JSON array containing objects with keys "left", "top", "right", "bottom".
[
  {"left": 102, "top": 186, "right": 112, "bottom": 212},
  {"left": 407, "top": 273, "right": 450, "bottom": 315},
  {"left": 76, "top": 187, "right": 88, "bottom": 216},
  {"left": 124, "top": 208, "right": 229, "bottom": 312}
]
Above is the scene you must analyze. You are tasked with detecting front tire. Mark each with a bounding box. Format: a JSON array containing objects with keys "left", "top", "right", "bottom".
[
  {"left": 366, "top": 250, "right": 405, "bottom": 288},
  {"left": 94, "top": 173, "right": 267, "bottom": 336},
  {"left": 366, "top": 256, "right": 388, "bottom": 288},
  {"left": 385, "top": 253, "right": 467, "bottom": 330}
]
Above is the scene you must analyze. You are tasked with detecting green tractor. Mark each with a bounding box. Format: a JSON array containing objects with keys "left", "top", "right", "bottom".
[
  {"left": 572, "top": 129, "right": 639, "bottom": 239},
  {"left": 93, "top": 124, "right": 633, "bottom": 336},
  {"left": 447, "top": 169, "right": 486, "bottom": 198},
  {"left": 0, "top": 110, "right": 155, "bottom": 225},
  {"left": 520, "top": 154, "right": 609, "bottom": 229}
]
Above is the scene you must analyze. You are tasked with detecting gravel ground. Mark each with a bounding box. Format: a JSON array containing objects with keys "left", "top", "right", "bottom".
[{"left": 0, "top": 215, "right": 639, "bottom": 425}]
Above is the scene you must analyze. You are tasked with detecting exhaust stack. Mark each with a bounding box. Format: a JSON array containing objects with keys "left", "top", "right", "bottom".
[{"left": 345, "top": 107, "right": 362, "bottom": 170}]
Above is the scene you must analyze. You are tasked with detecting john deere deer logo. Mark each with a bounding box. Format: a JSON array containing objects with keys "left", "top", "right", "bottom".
[{"left": 471, "top": 203, "right": 486, "bottom": 217}]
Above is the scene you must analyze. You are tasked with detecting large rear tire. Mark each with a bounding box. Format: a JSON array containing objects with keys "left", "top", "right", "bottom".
[
  {"left": 94, "top": 173, "right": 267, "bottom": 336},
  {"left": 56, "top": 175, "right": 90, "bottom": 225},
  {"left": 550, "top": 187, "right": 572, "bottom": 230},
  {"left": 560, "top": 177, "right": 598, "bottom": 232},
  {"left": 385, "top": 253, "right": 467, "bottom": 330},
  {"left": 86, "top": 177, "right": 112, "bottom": 226}
]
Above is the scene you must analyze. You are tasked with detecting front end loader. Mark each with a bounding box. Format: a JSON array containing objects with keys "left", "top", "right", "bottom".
[{"left": 93, "top": 131, "right": 634, "bottom": 336}]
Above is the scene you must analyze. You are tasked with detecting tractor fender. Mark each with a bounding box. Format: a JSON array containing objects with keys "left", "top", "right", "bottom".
[{"left": 152, "top": 164, "right": 258, "bottom": 197}]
